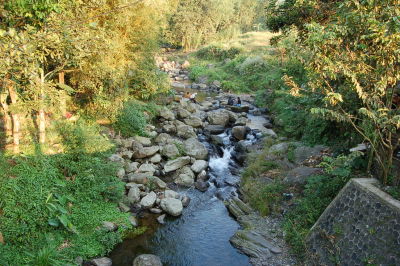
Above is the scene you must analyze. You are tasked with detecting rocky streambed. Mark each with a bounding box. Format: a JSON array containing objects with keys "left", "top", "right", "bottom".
[{"left": 90, "top": 58, "right": 294, "bottom": 266}]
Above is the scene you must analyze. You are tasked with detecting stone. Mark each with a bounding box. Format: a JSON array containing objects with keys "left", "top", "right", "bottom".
[
  {"left": 134, "top": 136, "right": 152, "bottom": 146},
  {"left": 128, "top": 172, "right": 153, "bottom": 183},
  {"left": 150, "top": 154, "right": 162, "bottom": 163},
  {"left": 116, "top": 168, "right": 125, "bottom": 179},
  {"left": 230, "top": 105, "right": 250, "bottom": 113},
  {"left": 283, "top": 167, "right": 321, "bottom": 185},
  {"left": 121, "top": 150, "right": 133, "bottom": 159},
  {"left": 164, "top": 190, "right": 180, "bottom": 199},
  {"left": 263, "top": 129, "right": 277, "bottom": 138},
  {"left": 126, "top": 183, "right": 145, "bottom": 190},
  {"left": 92, "top": 257, "right": 112, "bottom": 266},
  {"left": 207, "top": 110, "right": 230, "bottom": 126},
  {"left": 133, "top": 254, "right": 162, "bottom": 266},
  {"left": 150, "top": 208, "right": 163, "bottom": 214},
  {"left": 181, "top": 195, "right": 191, "bottom": 207},
  {"left": 132, "top": 145, "right": 160, "bottom": 159},
  {"left": 161, "top": 144, "right": 180, "bottom": 159},
  {"left": 293, "top": 145, "right": 326, "bottom": 164},
  {"left": 121, "top": 138, "right": 134, "bottom": 148},
  {"left": 153, "top": 177, "right": 167, "bottom": 189},
  {"left": 176, "top": 124, "right": 196, "bottom": 139},
  {"left": 160, "top": 198, "right": 183, "bottom": 216},
  {"left": 232, "top": 126, "right": 248, "bottom": 140},
  {"left": 162, "top": 124, "right": 176, "bottom": 134},
  {"left": 119, "top": 202, "right": 130, "bottom": 212},
  {"left": 140, "top": 191, "right": 157, "bottom": 209},
  {"left": 155, "top": 133, "right": 171, "bottom": 144},
  {"left": 210, "top": 135, "right": 225, "bottom": 145},
  {"left": 269, "top": 142, "right": 290, "bottom": 154},
  {"left": 102, "top": 221, "right": 118, "bottom": 232},
  {"left": 204, "top": 125, "right": 225, "bottom": 134},
  {"left": 234, "top": 117, "right": 248, "bottom": 126},
  {"left": 191, "top": 160, "right": 208, "bottom": 173},
  {"left": 164, "top": 156, "right": 191, "bottom": 173},
  {"left": 184, "top": 116, "right": 203, "bottom": 128},
  {"left": 183, "top": 138, "right": 208, "bottom": 160},
  {"left": 159, "top": 107, "right": 175, "bottom": 120},
  {"left": 125, "top": 162, "right": 139, "bottom": 173},
  {"left": 230, "top": 230, "right": 282, "bottom": 258},
  {"left": 177, "top": 108, "right": 191, "bottom": 119},
  {"left": 194, "top": 181, "right": 209, "bottom": 192},
  {"left": 129, "top": 216, "right": 138, "bottom": 227},
  {"left": 128, "top": 186, "right": 141, "bottom": 204},
  {"left": 197, "top": 170, "right": 209, "bottom": 182},
  {"left": 138, "top": 163, "right": 156, "bottom": 174},
  {"left": 157, "top": 214, "right": 166, "bottom": 224},
  {"left": 108, "top": 154, "right": 124, "bottom": 163},
  {"left": 175, "top": 167, "right": 195, "bottom": 187}
]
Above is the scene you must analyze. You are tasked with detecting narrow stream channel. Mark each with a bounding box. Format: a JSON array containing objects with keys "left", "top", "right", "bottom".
[{"left": 110, "top": 130, "right": 254, "bottom": 265}]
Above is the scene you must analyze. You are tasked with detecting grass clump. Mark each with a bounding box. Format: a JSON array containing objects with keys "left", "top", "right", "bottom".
[
  {"left": 0, "top": 120, "right": 137, "bottom": 265},
  {"left": 114, "top": 100, "right": 159, "bottom": 137}
]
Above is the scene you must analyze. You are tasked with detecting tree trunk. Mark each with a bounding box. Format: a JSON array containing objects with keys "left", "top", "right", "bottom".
[
  {"left": 59, "top": 71, "right": 67, "bottom": 116},
  {"left": 0, "top": 91, "right": 12, "bottom": 144},
  {"left": 38, "top": 70, "right": 46, "bottom": 144},
  {"left": 8, "top": 82, "right": 20, "bottom": 153}
]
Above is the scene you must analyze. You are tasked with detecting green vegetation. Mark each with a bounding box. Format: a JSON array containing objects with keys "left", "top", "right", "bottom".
[{"left": 0, "top": 120, "right": 142, "bottom": 265}]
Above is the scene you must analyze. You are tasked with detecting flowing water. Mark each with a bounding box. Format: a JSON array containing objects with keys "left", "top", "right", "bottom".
[{"left": 110, "top": 131, "right": 253, "bottom": 266}]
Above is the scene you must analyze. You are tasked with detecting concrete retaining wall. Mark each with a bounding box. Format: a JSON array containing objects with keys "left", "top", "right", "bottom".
[{"left": 307, "top": 178, "right": 400, "bottom": 266}]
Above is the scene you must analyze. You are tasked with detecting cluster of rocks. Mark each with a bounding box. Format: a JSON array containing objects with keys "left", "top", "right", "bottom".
[{"left": 91, "top": 254, "right": 162, "bottom": 266}]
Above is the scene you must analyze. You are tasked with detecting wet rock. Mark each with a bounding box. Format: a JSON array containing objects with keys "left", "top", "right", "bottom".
[
  {"left": 283, "top": 167, "right": 321, "bottom": 185},
  {"left": 92, "top": 257, "right": 112, "bottom": 266},
  {"left": 164, "top": 190, "right": 180, "bottom": 199},
  {"left": 230, "top": 105, "right": 250, "bottom": 113},
  {"left": 150, "top": 208, "right": 163, "bottom": 214},
  {"left": 181, "top": 195, "right": 191, "bottom": 207},
  {"left": 226, "top": 197, "right": 252, "bottom": 219},
  {"left": 133, "top": 254, "right": 162, "bottom": 266},
  {"left": 140, "top": 191, "right": 157, "bottom": 209},
  {"left": 183, "top": 138, "right": 208, "bottom": 160},
  {"left": 160, "top": 198, "right": 183, "bottom": 216},
  {"left": 232, "top": 126, "right": 248, "bottom": 140},
  {"left": 207, "top": 110, "right": 230, "bottom": 126},
  {"left": 102, "top": 221, "right": 118, "bottom": 232},
  {"left": 129, "top": 216, "right": 138, "bottom": 227},
  {"left": 230, "top": 230, "right": 282, "bottom": 259},
  {"left": 191, "top": 160, "right": 208, "bottom": 173},
  {"left": 204, "top": 125, "right": 225, "bottom": 135},
  {"left": 175, "top": 166, "right": 195, "bottom": 187},
  {"left": 210, "top": 134, "right": 225, "bottom": 145},
  {"left": 194, "top": 181, "right": 209, "bottom": 192},
  {"left": 161, "top": 144, "right": 180, "bottom": 159},
  {"left": 157, "top": 214, "right": 166, "bottom": 224},
  {"left": 234, "top": 117, "right": 248, "bottom": 126},
  {"left": 197, "top": 170, "right": 209, "bottom": 182},
  {"left": 128, "top": 186, "right": 141, "bottom": 204},
  {"left": 164, "top": 156, "right": 191, "bottom": 173}
]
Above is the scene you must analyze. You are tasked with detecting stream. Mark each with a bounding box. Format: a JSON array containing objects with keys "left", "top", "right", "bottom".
[{"left": 109, "top": 130, "right": 256, "bottom": 265}]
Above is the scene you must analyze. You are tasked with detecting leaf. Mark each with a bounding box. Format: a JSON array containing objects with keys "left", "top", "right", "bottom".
[
  {"left": 57, "top": 83, "right": 75, "bottom": 94},
  {"left": 57, "top": 214, "right": 69, "bottom": 227},
  {"left": 48, "top": 218, "right": 60, "bottom": 227}
]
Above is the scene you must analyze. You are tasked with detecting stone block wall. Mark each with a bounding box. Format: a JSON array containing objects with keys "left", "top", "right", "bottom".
[{"left": 307, "top": 178, "right": 400, "bottom": 266}]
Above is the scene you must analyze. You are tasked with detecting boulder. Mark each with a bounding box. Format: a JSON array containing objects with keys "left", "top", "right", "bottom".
[
  {"left": 91, "top": 257, "right": 112, "bottom": 266},
  {"left": 174, "top": 166, "right": 195, "bottom": 187},
  {"left": 155, "top": 133, "right": 171, "bottom": 144},
  {"left": 183, "top": 138, "right": 208, "bottom": 160},
  {"left": 128, "top": 172, "right": 153, "bottom": 183},
  {"left": 293, "top": 145, "right": 326, "bottom": 164},
  {"left": 204, "top": 125, "right": 225, "bottom": 135},
  {"left": 162, "top": 124, "right": 176, "bottom": 134},
  {"left": 127, "top": 186, "right": 141, "bottom": 204},
  {"left": 108, "top": 154, "right": 124, "bottom": 163},
  {"left": 134, "top": 136, "right": 152, "bottom": 146},
  {"left": 229, "top": 105, "right": 250, "bottom": 113},
  {"left": 133, "top": 254, "right": 162, "bottom": 266},
  {"left": 129, "top": 216, "right": 138, "bottom": 227},
  {"left": 194, "top": 181, "right": 209, "bottom": 192},
  {"left": 125, "top": 162, "right": 139, "bottom": 173},
  {"left": 207, "top": 110, "right": 230, "bottom": 126},
  {"left": 116, "top": 168, "right": 125, "bottom": 179},
  {"left": 102, "top": 221, "right": 118, "bottom": 232},
  {"left": 191, "top": 160, "right": 208, "bottom": 173},
  {"left": 164, "top": 156, "right": 191, "bottom": 173},
  {"left": 160, "top": 198, "right": 183, "bottom": 216},
  {"left": 184, "top": 116, "right": 203, "bottom": 128},
  {"left": 132, "top": 145, "right": 160, "bottom": 159},
  {"left": 181, "top": 195, "right": 191, "bottom": 207},
  {"left": 150, "top": 154, "right": 162, "bottom": 163},
  {"left": 161, "top": 144, "right": 180, "bottom": 159},
  {"left": 176, "top": 124, "right": 196, "bottom": 139},
  {"left": 140, "top": 191, "right": 157, "bottom": 209},
  {"left": 159, "top": 107, "right": 175, "bottom": 120},
  {"left": 157, "top": 214, "right": 166, "bottom": 224},
  {"left": 177, "top": 108, "right": 191, "bottom": 119},
  {"left": 210, "top": 135, "right": 225, "bottom": 145},
  {"left": 269, "top": 142, "right": 290, "bottom": 154},
  {"left": 234, "top": 117, "right": 248, "bottom": 126},
  {"left": 138, "top": 163, "right": 156, "bottom": 174},
  {"left": 164, "top": 190, "right": 180, "bottom": 199},
  {"left": 283, "top": 167, "right": 321, "bottom": 185},
  {"left": 197, "top": 170, "right": 209, "bottom": 182},
  {"left": 232, "top": 126, "right": 248, "bottom": 140}
]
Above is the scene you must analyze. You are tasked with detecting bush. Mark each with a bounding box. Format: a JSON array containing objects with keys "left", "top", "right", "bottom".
[
  {"left": 0, "top": 121, "right": 135, "bottom": 265},
  {"left": 114, "top": 101, "right": 159, "bottom": 137},
  {"left": 195, "top": 45, "right": 243, "bottom": 61}
]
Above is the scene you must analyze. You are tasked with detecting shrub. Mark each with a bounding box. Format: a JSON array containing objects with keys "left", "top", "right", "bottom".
[
  {"left": 196, "top": 45, "right": 243, "bottom": 61},
  {"left": 114, "top": 101, "right": 159, "bottom": 137}
]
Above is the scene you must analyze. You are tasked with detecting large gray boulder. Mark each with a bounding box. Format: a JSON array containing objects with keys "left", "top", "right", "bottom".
[
  {"left": 174, "top": 166, "right": 195, "bottom": 187},
  {"left": 127, "top": 185, "right": 141, "bottom": 204},
  {"left": 133, "top": 254, "right": 162, "bottom": 266},
  {"left": 207, "top": 110, "right": 230, "bottom": 126},
  {"left": 204, "top": 125, "right": 225, "bottom": 135},
  {"left": 160, "top": 198, "right": 183, "bottom": 216},
  {"left": 154, "top": 133, "right": 171, "bottom": 144},
  {"left": 232, "top": 126, "right": 248, "bottom": 140},
  {"left": 283, "top": 166, "right": 321, "bottom": 185},
  {"left": 132, "top": 143, "right": 160, "bottom": 159},
  {"left": 293, "top": 145, "right": 326, "bottom": 164},
  {"left": 184, "top": 116, "right": 203, "bottom": 128},
  {"left": 161, "top": 144, "right": 180, "bottom": 159},
  {"left": 159, "top": 107, "right": 175, "bottom": 120},
  {"left": 191, "top": 160, "right": 208, "bottom": 173},
  {"left": 134, "top": 136, "right": 151, "bottom": 146},
  {"left": 177, "top": 108, "right": 191, "bottom": 119},
  {"left": 138, "top": 163, "right": 156, "bottom": 174},
  {"left": 183, "top": 138, "right": 208, "bottom": 160},
  {"left": 176, "top": 124, "right": 196, "bottom": 139},
  {"left": 140, "top": 191, "right": 157, "bottom": 209},
  {"left": 164, "top": 156, "right": 191, "bottom": 173}
]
